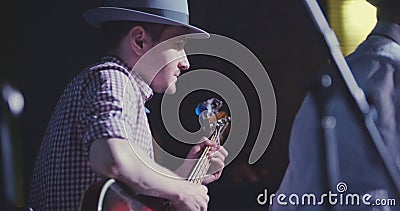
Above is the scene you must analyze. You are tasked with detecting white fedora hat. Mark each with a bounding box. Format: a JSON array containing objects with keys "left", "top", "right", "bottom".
[{"left": 84, "top": 0, "right": 209, "bottom": 38}]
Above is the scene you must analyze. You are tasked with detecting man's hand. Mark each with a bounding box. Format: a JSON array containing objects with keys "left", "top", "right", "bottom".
[
  {"left": 171, "top": 181, "right": 209, "bottom": 211},
  {"left": 185, "top": 137, "right": 229, "bottom": 185}
]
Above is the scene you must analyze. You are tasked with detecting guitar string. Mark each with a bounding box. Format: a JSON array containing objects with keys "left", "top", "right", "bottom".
[
  {"left": 191, "top": 124, "right": 226, "bottom": 184},
  {"left": 193, "top": 132, "right": 219, "bottom": 183},
  {"left": 190, "top": 130, "right": 217, "bottom": 183},
  {"left": 188, "top": 147, "right": 211, "bottom": 183},
  {"left": 192, "top": 149, "right": 211, "bottom": 184},
  {"left": 187, "top": 144, "right": 209, "bottom": 181},
  {"left": 195, "top": 129, "right": 221, "bottom": 184},
  {"left": 187, "top": 130, "right": 216, "bottom": 182},
  {"left": 196, "top": 126, "right": 224, "bottom": 184},
  {"left": 192, "top": 160, "right": 209, "bottom": 184},
  {"left": 188, "top": 130, "right": 219, "bottom": 183},
  {"left": 194, "top": 159, "right": 211, "bottom": 184},
  {"left": 188, "top": 119, "right": 228, "bottom": 184},
  {"left": 188, "top": 136, "right": 214, "bottom": 183}
]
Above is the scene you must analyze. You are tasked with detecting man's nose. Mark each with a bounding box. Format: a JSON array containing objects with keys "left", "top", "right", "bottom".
[{"left": 178, "top": 51, "right": 190, "bottom": 71}]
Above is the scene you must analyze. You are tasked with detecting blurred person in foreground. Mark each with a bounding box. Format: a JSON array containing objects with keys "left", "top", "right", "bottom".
[{"left": 271, "top": 0, "right": 400, "bottom": 210}]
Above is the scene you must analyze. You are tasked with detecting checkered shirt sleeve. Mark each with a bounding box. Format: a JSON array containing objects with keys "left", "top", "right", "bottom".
[{"left": 29, "top": 56, "right": 154, "bottom": 210}]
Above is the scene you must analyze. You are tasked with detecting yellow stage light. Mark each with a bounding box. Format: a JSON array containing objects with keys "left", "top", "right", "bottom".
[{"left": 327, "top": 0, "right": 377, "bottom": 55}]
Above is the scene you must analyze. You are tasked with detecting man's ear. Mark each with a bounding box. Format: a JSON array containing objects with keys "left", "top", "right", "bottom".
[{"left": 129, "top": 26, "right": 153, "bottom": 56}]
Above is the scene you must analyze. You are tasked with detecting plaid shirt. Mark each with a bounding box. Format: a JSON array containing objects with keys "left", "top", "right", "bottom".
[{"left": 29, "top": 56, "right": 154, "bottom": 210}]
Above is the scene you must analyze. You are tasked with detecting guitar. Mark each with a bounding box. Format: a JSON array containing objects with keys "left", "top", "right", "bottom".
[{"left": 80, "top": 98, "right": 230, "bottom": 211}]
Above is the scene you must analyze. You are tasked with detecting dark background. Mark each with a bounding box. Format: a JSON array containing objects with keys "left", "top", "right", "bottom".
[{"left": 5, "top": 0, "right": 331, "bottom": 210}]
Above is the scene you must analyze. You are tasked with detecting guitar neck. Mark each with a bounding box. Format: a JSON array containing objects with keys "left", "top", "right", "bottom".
[
  {"left": 187, "top": 145, "right": 212, "bottom": 184},
  {"left": 187, "top": 121, "right": 227, "bottom": 184}
]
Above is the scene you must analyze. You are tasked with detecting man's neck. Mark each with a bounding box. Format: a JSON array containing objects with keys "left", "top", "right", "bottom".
[{"left": 110, "top": 49, "right": 137, "bottom": 69}]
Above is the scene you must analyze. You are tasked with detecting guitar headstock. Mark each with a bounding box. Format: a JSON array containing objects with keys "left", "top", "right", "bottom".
[{"left": 195, "top": 98, "right": 231, "bottom": 145}]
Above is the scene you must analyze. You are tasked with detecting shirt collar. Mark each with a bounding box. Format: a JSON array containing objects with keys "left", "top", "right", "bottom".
[
  {"left": 131, "top": 71, "right": 154, "bottom": 102},
  {"left": 370, "top": 21, "right": 400, "bottom": 45},
  {"left": 101, "top": 55, "right": 154, "bottom": 102}
]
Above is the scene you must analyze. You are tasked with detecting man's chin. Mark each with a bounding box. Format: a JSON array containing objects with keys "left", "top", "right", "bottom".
[{"left": 164, "top": 85, "right": 177, "bottom": 95}]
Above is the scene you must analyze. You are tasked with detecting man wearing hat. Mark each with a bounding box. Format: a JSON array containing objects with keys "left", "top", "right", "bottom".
[
  {"left": 29, "top": 0, "right": 228, "bottom": 210},
  {"left": 270, "top": 0, "right": 400, "bottom": 210}
]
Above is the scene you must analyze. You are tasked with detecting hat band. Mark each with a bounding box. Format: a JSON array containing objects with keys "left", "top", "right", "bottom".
[{"left": 132, "top": 7, "right": 189, "bottom": 24}]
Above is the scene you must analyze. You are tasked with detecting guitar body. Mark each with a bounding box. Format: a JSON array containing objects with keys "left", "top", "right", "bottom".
[{"left": 80, "top": 179, "right": 172, "bottom": 211}]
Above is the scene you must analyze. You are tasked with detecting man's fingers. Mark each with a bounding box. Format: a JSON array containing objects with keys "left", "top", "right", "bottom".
[
  {"left": 208, "top": 150, "right": 225, "bottom": 163},
  {"left": 209, "top": 157, "right": 224, "bottom": 171},
  {"left": 209, "top": 146, "right": 228, "bottom": 159},
  {"left": 200, "top": 138, "right": 217, "bottom": 147}
]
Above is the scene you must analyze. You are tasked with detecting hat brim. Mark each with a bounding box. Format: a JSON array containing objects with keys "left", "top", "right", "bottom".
[{"left": 84, "top": 7, "right": 209, "bottom": 38}]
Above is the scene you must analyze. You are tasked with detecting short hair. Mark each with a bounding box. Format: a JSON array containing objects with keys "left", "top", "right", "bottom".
[{"left": 101, "top": 21, "right": 170, "bottom": 52}]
